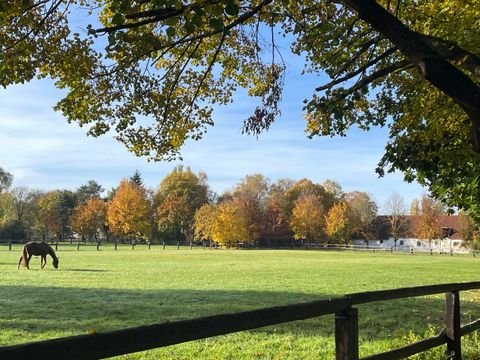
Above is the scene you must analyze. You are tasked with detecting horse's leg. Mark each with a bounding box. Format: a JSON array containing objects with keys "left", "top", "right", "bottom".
[
  {"left": 41, "top": 256, "right": 45, "bottom": 269},
  {"left": 18, "top": 256, "right": 23, "bottom": 270},
  {"left": 26, "top": 254, "right": 32, "bottom": 270}
]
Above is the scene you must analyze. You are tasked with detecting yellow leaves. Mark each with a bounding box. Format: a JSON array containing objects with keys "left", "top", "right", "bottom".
[
  {"left": 194, "top": 204, "right": 218, "bottom": 241},
  {"left": 107, "top": 180, "right": 151, "bottom": 239},
  {"left": 290, "top": 195, "right": 325, "bottom": 242},
  {"left": 211, "top": 200, "right": 249, "bottom": 247},
  {"left": 156, "top": 194, "right": 190, "bottom": 233},
  {"left": 71, "top": 198, "right": 107, "bottom": 239},
  {"left": 35, "top": 191, "right": 62, "bottom": 236},
  {"left": 325, "top": 202, "right": 354, "bottom": 244}
]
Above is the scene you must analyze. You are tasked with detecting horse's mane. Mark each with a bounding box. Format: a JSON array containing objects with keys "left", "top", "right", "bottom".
[{"left": 42, "top": 242, "right": 58, "bottom": 259}]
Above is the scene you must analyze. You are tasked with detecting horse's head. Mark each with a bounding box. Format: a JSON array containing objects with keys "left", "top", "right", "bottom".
[{"left": 53, "top": 257, "right": 59, "bottom": 269}]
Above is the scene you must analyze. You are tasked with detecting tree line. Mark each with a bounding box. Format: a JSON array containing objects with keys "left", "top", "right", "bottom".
[{"left": 0, "top": 165, "right": 478, "bottom": 248}]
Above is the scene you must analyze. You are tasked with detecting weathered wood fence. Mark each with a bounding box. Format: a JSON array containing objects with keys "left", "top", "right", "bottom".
[{"left": 1, "top": 281, "right": 479, "bottom": 360}]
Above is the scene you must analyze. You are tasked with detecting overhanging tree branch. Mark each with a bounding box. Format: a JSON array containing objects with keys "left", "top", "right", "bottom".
[
  {"left": 316, "top": 47, "right": 399, "bottom": 92},
  {"left": 339, "top": 0, "right": 480, "bottom": 150}
]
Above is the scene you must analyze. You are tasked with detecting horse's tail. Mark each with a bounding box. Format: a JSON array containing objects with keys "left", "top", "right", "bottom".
[{"left": 18, "top": 245, "right": 28, "bottom": 269}]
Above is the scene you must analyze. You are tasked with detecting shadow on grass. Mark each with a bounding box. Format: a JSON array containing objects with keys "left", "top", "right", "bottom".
[
  {"left": 62, "top": 269, "right": 109, "bottom": 273},
  {"left": 1, "top": 285, "right": 479, "bottom": 346}
]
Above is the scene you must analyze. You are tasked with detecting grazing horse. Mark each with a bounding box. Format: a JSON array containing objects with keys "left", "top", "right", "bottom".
[{"left": 18, "top": 241, "right": 59, "bottom": 270}]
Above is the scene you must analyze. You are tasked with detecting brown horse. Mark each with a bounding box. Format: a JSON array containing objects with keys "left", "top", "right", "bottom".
[{"left": 18, "top": 241, "right": 59, "bottom": 270}]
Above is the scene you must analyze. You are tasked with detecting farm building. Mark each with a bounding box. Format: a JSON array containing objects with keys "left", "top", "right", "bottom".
[{"left": 353, "top": 215, "right": 469, "bottom": 253}]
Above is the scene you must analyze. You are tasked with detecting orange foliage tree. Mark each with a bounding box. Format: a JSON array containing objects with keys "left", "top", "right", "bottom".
[
  {"left": 414, "top": 195, "right": 442, "bottom": 247},
  {"left": 34, "top": 191, "right": 62, "bottom": 241},
  {"left": 290, "top": 195, "right": 325, "bottom": 244},
  {"left": 107, "top": 180, "right": 151, "bottom": 241},
  {"left": 194, "top": 203, "right": 219, "bottom": 247},
  {"left": 325, "top": 202, "right": 355, "bottom": 244},
  {"left": 212, "top": 200, "right": 249, "bottom": 248},
  {"left": 156, "top": 194, "right": 190, "bottom": 241},
  {"left": 71, "top": 198, "right": 107, "bottom": 241}
]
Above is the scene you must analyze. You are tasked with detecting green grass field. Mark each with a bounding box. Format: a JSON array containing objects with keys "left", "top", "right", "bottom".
[{"left": 1, "top": 245, "right": 480, "bottom": 359}]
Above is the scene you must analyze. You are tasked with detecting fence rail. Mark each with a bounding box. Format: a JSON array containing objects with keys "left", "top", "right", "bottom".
[
  {"left": 1, "top": 241, "right": 478, "bottom": 256},
  {"left": 1, "top": 281, "right": 479, "bottom": 360}
]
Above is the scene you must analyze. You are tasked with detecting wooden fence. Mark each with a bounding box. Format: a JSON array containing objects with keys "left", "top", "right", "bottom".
[
  {"left": 2, "top": 241, "right": 479, "bottom": 256},
  {"left": 1, "top": 281, "right": 479, "bottom": 359}
]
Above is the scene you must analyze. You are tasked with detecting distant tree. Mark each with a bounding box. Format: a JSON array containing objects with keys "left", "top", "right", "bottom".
[
  {"left": 290, "top": 195, "right": 325, "bottom": 244},
  {"left": 129, "top": 170, "right": 144, "bottom": 188},
  {"left": 0, "top": 167, "right": 13, "bottom": 194},
  {"left": 410, "top": 199, "right": 421, "bottom": 215},
  {"left": 155, "top": 166, "right": 209, "bottom": 241},
  {"left": 263, "top": 198, "right": 292, "bottom": 246},
  {"left": 233, "top": 174, "right": 270, "bottom": 243},
  {"left": 212, "top": 200, "right": 249, "bottom": 248},
  {"left": 107, "top": 180, "right": 151, "bottom": 241},
  {"left": 57, "top": 190, "right": 78, "bottom": 240},
  {"left": 106, "top": 187, "right": 118, "bottom": 201},
  {"left": 194, "top": 204, "right": 219, "bottom": 247},
  {"left": 414, "top": 195, "right": 442, "bottom": 248},
  {"left": 384, "top": 192, "right": 408, "bottom": 249},
  {"left": 268, "top": 178, "right": 295, "bottom": 214},
  {"left": 284, "top": 179, "right": 330, "bottom": 217},
  {"left": 322, "top": 179, "right": 344, "bottom": 206},
  {"left": 0, "top": 192, "right": 15, "bottom": 232},
  {"left": 156, "top": 194, "right": 190, "bottom": 242},
  {"left": 34, "top": 191, "right": 62, "bottom": 241},
  {"left": 0, "top": 219, "right": 27, "bottom": 240},
  {"left": 345, "top": 191, "right": 378, "bottom": 242},
  {"left": 9, "top": 186, "right": 41, "bottom": 239},
  {"left": 325, "top": 202, "right": 355, "bottom": 244},
  {"left": 458, "top": 211, "right": 480, "bottom": 250},
  {"left": 76, "top": 180, "right": 104, "bottom": 204},
  {"left": 71, "top": 198, "right": 107, "bottom": 241}
]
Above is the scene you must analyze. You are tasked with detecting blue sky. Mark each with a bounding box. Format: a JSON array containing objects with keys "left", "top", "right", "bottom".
[{"left": 0, "top": 29, "right": 426, "bottom": 213}]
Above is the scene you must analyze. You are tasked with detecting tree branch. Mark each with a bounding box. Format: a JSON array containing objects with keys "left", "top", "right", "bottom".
[
  {"left": 420, "top": 34, "right": 480, "bottom": 75},
  {"left": 339, "top": 0, "right": 480, "bottom": 151},
  {"left": 94, "top": 0, "right": 272, "bottom": 36},
  {"left": 316, "top": 47, "right": 399, "bottom": 92},
  {"left": 185, "top": 31, "right": 227, "bottom": 121},
  {"left": 328, "top": 59, "right": 413, "bottom": 105},
  {"left": 6, "top": 0, "right": 64, "bottom": 52}
]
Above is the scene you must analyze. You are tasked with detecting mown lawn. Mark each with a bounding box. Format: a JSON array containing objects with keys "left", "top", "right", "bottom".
[{"left": 1, "top": 244, "right": 480, "bottom": 359}]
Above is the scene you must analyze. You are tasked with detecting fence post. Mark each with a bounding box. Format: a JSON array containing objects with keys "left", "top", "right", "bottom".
[
  {"left": 77, "top": 241, "right": 80, "bottom": 251},
  {"left": 335, "top": 307, "right": 359, "bottom": 360},
  {"left": 114, "top": 241, "right": 118, "bottom": 251},
  {"left": 445, "top": 291, "right": 461, "bottom": 359},
  {"left": 8, "top": 241, "right": 12, "bottom": 251},
  {"left": 163, "top": 241, "right": 166, "bottom": 250}
]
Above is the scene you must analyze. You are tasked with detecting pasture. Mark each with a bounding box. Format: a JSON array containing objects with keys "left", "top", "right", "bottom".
[{"left": 1, "top": 245, "right": 480, "bottom": 359}]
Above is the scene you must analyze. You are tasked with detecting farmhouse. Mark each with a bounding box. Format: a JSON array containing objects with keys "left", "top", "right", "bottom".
[{"left": 354, "top": 215, "right": 469, "bottom": 253}]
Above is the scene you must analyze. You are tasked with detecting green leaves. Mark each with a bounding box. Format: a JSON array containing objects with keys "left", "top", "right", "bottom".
[
  {"left": 224, "top": 2, "right": 240, "bottom": 17},
  {"left": 111, "top": 13, "right": 124, "bottom": 26},
  {"left": 209, "top": 17, "right": 224, "bottom": 32}
]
